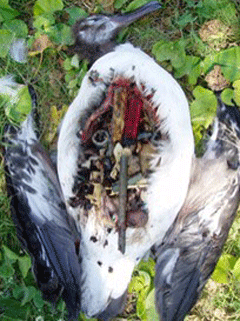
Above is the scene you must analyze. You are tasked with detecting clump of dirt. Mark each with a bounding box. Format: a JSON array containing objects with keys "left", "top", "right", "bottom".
[
  {"left": 199, "top": 19, "right": 233, "bottom": 51},
  {"left": 205, "top": 65, "right": 230, "bottom": 91}
]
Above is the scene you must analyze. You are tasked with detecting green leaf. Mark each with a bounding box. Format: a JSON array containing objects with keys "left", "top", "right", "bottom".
[
  {"left": 114, "top": 0, "right": 128, "bottom": 9},
  {"left": 18, "top": 255, "right": 32, "bottom": 279},
  {"left": 218, "top": 47, "right": 240, "bottom": 82},
  {"left": 152, "top": 40, "right": 186, "bottom": 69},
  {"left": 13, "top": 286, "right": 25, "bottom": 300},
  {"left": 233, "top": 80, "right": 240, "bottom": 107},
  {"left": 0, "top": 29, "right": 14, "bottom": 58},
  {"left": 174, "top": 55, "right": 201, "bottom": 84},
  {"left": 0, "top": 0, "right": 19, "bottom": 21},
  {"left": 125, "top": 0, "right": 151, "bottom": 12},
  {"left": 212, "top": 254, "right": 235, "bottom": 283},
  {"left": 4, "top": 85, "right": 32, "bottom": 123},
  {"left": 0, "top": 258, "right": 15, "bottom": 278},
  {"left": 137, "top": 258, "right": 155, "bottom": 278},
  {"left": 14, "top": 86, "right": 32, "bottom": 117},
  {"left": 33, "top": 14, "right": 55, "bottom": 31},
  {"left": 48, "top": 23, "right": 73, "bottom": 45},
  {"left": 145, "top": 289, "right": 159, "bottom": 321},
  {"left": 0, "top": 298, "right": 29, "bottom": 319},
  {"left": 202, "top": 48, "right": 240, "bottom": 83},
  {"left": 63, "top": 57, "right": 72, "bottom": 71},
  {"left": 221, "top": 88, "right": 234, "bottom": 106},
  {"left": 3, "top": 19, "right": 28, "bottom": 38},
  {"left": 232, "top": 257, "right": 240, "bottom": 281},
  {"left": 3, "top": 245, "right": 19, "bottom": 261},
  {"left": 190, "top": 86, "right": 217, "bottom": 128},
  {"left": 33, "top": 290, "right": 45, "bottom": 309},
  {"left": 21, "top": 286, "right": 37, "bottom": 306},
  {"left": 66, "top": 7, "right": 87, "bottom": 25},
  {"left": 13, "top": 286, "right": 38, "bottom": 306},
  {"left": 212, "top": 266, "right": 228, "bottom": 283},
  {"left": 34, "top": 0, "right": 63, "bottom": 16}
]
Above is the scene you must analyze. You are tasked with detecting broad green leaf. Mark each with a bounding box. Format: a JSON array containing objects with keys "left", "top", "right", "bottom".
[
  {"left": 233, "top": 80, "right": 240, "bottom": 107},
  {"left": 221, "top": 88, "right": 234, "bottom": 106},
  {"left": 13, "top": 286, "right": 25, "bottom": 300},
  {"left": 3, "top": 245, "right": 19, "bottom": 261},
  {"left": 66, "top": 7, "right": 87, "bottom": 25},
  {"left": 211, "top": 266, "right": 228, "bottom": 283},
  {"left": 232, "top": 257, "right": 240, "bottom": 281},
  {"left": 129, "top": 270, "right": 151, "bottom": 293},
  {"left": 201, "top": 53, "right": 217, "bottom": 74},
  {"left": 14, "top": 86, "right": 32, "bottom": 116},
  {"left": 137, "top": 257, "right": 155, "bottom": 278},
  {"left": 21, "top": 286, "right": 37, "bottom": 306},
  {"left": 212, "top": 254, "right": 235, "bottom": 283},
  {"left": 174, "top": 55, "right": 201, "bottom": 84},
  {"left": 190, "top": 86, "right": 217, "bottom": 128},
  {"left": 4, "top": 85, "right": 32, "bottom": 123},
  {"left": 0, "top": 258, "right": 15, "bottom": 278},
  {"left": 125, "top": 0, "right": 151, "bottom": 12},
  {"left": 152, "top": 40, "right": 186, "bottom": 69},
  {"left": 18, "top": 255, "right": 32, "bottom": 279},
  {"left": 0, "top": 0, "right": 19, "bottom": 21},
  {"left": 34, "top": 0, "right": 63, "bottom": 16},
  {"left": 33, "top": 14, "right": 55, "bottom": 31},
  {"left": 33, "top": 290, "right": 45, "bottom": 309},
  {"left": 145, "top": 289, "right": 159, "bottom": 321},
  {"left": 202, "top": 48, "right": 240, "bottom": 82},
  {"left": 0, "top": 29, "right": 13, "bottom": 58},
  {"left": 218, "top": 47, "right": 240, "bottom": 82},
  {"left": 63, "top": 57, "right": 72, "bottom": 71},
  {"left": 0, "top": 298, "right": 29, "bottom": 319},
  {"left": 3, "top": 19, "right": 28, "bottom": 38},
  {"left": 48, "top": 23, "right": 73, "bottom": 45},
  {"left": 171, "top": 40, "right": 186, "bottom": 69},
  {"left": 114, "top": 0, "right": 128, "bottom": 9},
  {"left": 152, "top": 40, "right": 173, "bottom": 61}
]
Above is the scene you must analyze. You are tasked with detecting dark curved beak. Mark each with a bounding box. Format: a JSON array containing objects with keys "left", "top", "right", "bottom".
[{"left": 111, "top": 1, "right": 161, "bottom": 27}]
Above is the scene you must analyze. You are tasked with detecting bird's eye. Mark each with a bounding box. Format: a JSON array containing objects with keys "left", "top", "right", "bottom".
[{"left": 79, "top": 25, "right": 89, "bottom": 31}]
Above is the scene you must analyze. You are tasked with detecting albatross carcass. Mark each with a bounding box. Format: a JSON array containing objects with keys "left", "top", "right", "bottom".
[
  {"left": 2, "top": 2, "right": 240, "bottom": 320},
  {"left": 58, "top": 2, "right": 193, "bottom": 318}
]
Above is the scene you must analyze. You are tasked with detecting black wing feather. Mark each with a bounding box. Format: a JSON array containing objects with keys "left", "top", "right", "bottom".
[{"left": 4, "top": 87, "right": 81, "bottom": 319}]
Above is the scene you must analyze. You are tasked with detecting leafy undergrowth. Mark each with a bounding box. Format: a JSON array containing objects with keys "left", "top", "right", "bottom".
[{"left": 0, "top": 0, "right": 240, "bottom": 320}]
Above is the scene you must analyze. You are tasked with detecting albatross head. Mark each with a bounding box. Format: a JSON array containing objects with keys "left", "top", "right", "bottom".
[{"left": 72, "top": 1, "right": 161, "bottom": 63}]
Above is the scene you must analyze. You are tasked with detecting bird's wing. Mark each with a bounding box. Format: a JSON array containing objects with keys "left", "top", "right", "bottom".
[
  {"left": 154, "top": 153, "right": 240, "bottom": 321},
  {"left": 3, "top": 83, "right": 81, "bottom": 319}
]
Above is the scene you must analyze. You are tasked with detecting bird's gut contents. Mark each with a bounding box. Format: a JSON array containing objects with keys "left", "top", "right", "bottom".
[{"left": 70, "top": 76, "right": 162, "bottom": 230}]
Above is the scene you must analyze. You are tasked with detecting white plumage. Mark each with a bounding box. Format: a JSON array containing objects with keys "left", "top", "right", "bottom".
[{"left": 58, "top": 43, "right": 194, "bottom": 316}]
